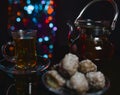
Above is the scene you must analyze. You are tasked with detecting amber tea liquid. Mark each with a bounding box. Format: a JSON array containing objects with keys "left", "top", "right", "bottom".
[
  {"left": 14, "top": 37, "right": 36, "bottom": 69},
  {"left": 69, "top": 33, "right": 114, "bottom": 63}
]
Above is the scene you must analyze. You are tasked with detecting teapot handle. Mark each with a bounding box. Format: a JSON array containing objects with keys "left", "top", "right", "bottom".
[
  {"left": 1, "top": 41, "right": 16, "bottom": 63},
  {"left": 74, "top": 0, "right": 119, "bottom": 30}
]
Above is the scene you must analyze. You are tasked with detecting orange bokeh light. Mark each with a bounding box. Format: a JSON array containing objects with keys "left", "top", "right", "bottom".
[
  {"left": 48, "top": 16, "right": 53, "bottom": 21},
  {"left": 17, "top": 12, "right": 21, "bottom": 16},
  {"left": 8, "top": 6, "right": 12, "bottom": 11},
  {"left": 48, "top": 53, "right": 53, "bottom": 58},
  {"left": 50, "top": 0, "right": 54, "bottom": 5},
  {"left": 47, "top": 6, "right": 54, "bottom": 15},
  {"left": 9, "top": 46, "right": 14, "bottom": 51}
]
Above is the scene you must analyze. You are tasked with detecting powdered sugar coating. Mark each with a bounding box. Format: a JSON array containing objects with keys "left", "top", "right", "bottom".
[
  {"left": 86, "top": 71, "right": 105, "bottom": 89},
  {"left": 60, "top": 53, "right": 79, "bottom": 76},
  {"left": 78, "top": 59, "right": 97, "bottom": 73},
  {"left": 67, "top": 72, "right": 89, "bottom": 94},
  {"left": 46, "top": 70, "right": 66, "bottom": 87}
]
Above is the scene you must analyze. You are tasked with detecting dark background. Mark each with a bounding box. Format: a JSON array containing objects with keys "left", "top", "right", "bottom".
[{"left": 0, "top": 0, "right": 120, "bottom": 95}]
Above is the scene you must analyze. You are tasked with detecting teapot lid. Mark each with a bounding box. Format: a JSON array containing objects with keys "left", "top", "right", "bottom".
[
  {"left": 74, "top": 0, "right": 119, "bottom": 30},
  {"left": 75, "top": 19, "right": 110, "bottom": 29}
]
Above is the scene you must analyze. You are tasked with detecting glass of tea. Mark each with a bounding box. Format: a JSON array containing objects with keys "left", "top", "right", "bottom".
[{"left": 2, "top": 29, "right": 37, "bottom": 70}]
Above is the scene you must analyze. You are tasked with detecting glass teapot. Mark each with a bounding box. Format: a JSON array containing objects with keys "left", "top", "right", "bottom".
[{"left": 68, "top": 0, "right": 119, "bottom": 63}]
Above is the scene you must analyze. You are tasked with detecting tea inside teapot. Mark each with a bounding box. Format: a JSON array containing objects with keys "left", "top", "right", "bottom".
[{"left": 69, "top": 19, "right": 114, "bottom": 63}]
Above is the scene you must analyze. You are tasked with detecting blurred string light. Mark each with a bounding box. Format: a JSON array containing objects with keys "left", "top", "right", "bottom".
[
  {"left": 16, "top": 17, "right": 21, "bottom": 22},
  {"left": 38, "top": 38, "right": 43, "bottom": 42},
  {"left": 24, "top": 4, "right": 34, "bottom": 14},
  {"left": 8, "top": 0, "right": 57, "bottom": 59},
  {"left": 26, "top": 0, "right": 31, "bottom": 4}
]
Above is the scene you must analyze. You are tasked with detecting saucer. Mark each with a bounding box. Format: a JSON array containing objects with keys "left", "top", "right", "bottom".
[{"left": 0, "top": 56, "right": 50, "bottom": 75}]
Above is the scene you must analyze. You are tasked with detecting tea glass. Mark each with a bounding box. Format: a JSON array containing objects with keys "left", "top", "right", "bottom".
[
  {"left": 1, "top": 29, "right": 51, "bottom": 95},
  {"left": 2, "top": 29, "right": 37, "bottom": 70}
]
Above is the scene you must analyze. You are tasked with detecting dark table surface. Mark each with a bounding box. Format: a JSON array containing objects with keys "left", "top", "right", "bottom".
[{"left": 0, "top": 55, "right": 120, "bottom": 95}]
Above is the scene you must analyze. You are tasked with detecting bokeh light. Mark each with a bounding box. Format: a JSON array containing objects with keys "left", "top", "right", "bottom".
[{"left": 8, "top": 0, "right": 57, "bottom": 59}]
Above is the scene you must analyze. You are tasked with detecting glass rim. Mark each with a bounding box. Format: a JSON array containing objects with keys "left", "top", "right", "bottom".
[{"left": 11, "top": 29, "right": 37, "bottom": 33}]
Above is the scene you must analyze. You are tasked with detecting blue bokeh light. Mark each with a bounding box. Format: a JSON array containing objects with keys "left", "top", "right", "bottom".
[
  {"left": 26, "top": 0, "right": 31, "bottom": 4},
  {"left": 43, "top": 54, "right": 48, "bottom": 58},
  {"left": 41, "top": 0, "right": 46, "bottom": 5},
  {"left": 49, "top": 44, "right": 53, "bottom": 49},
  {"left": 44, "top": 36, "right": 49, "bottom": 41},
  {"left": 24, "top": 4, "right": 34, "bottom": 14},
  {"left": 49, "top": 23, "right": 54, "bottom": 28},
  {"left": 38, "top": 38, "right": 43, "bottom": 42},
  {"left": 32, "top": 17, "right": 37, "bottom": 23},
  {"left": 44, "top": 5, "right": 48, "bottom": 11},
  {"left": 10, "top": 26, "right": 15, "bottom": 30},
  {"left": 16, "top": 17, "right": 21, "bottom": 22}
]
